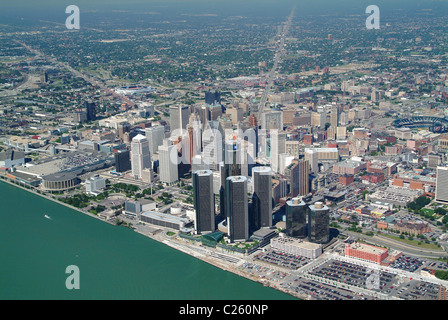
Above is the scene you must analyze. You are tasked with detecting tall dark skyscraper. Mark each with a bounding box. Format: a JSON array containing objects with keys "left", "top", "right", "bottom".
[
  {"left": 226, "top": 176, "right": 249, "bottom": 242},
  {"left": 193, "top": 170, "right": 215, "bottom": 234},
  {"left": 205, "top": 91, "right": 221, "bottom": 105},
  {"left": 286, "top": 197, "right": 307, "bottom": 238},
  {"left": 252, "top": 166, "right": 272, "bottom": 230},
  {"left": 308, "top": 202, "right": 330, "bottom": 244},
  {"left": 85, "top": 101, "right": 96, "bottom": 121},
  {"left": 114, "top": 149, "right": 131, "bottom": 173}
]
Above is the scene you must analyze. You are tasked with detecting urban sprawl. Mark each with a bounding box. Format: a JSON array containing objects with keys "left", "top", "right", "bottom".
[{"left": 1, "top": 4, "right": 448, "bottom": 300}]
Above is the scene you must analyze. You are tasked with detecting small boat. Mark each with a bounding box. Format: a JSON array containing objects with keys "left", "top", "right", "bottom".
[{"left": 44, "top": 214, "right": 51, "bottom": 219}]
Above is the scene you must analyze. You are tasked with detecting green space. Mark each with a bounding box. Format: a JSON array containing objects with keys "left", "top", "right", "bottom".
[
  {"left": 435, "top": 270, "right": 448, "bottom": 281},
  {"left": 379, "top": 234, "right": 443, "bottom": 251}
]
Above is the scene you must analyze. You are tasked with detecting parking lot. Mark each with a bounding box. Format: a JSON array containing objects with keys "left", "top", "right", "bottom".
[
  {"left": 254, "top": 250, "right": 311, "bottom": 270},
  {"left": 308, "top": 259, "right": 396, "bottom": 292},
  {"left": 280, "top": 277, "right": 375, "bottom": 300},
  {"left": 394, "top": 280, "right": 441, "bottom": 300},
  {"left": 390, "top": 255, "right": 423, "bottom": 272},
  {"left": 425, "top": 260, "right": 448, "bottom": 271}
]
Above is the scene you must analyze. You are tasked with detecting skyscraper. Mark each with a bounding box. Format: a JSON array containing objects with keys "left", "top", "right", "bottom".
[
  {"left": 286, "top": 197, "right": 307, "bottom": 238},
  {"left": 308, "top": 202, "right": 330, "bottom": 244},
  {"left": 158, "top": 139, "right": 178, "bottom": 184},
  {"left": 131, "top": 134, "right": 151, "bottom": 179},
  {"left": 85, "top": 101, "right": 96, "bottom": 121},
  {"left": 118, "top": 122, "right": 131, "bottom": 142},
  {"left": 169, "top": 105, "right": 190, "bottom": 133},
  {"left": 330, "top": 105, "right": 339, "bottom": 128},
  {"left": 114, "top": 149, "right": 131, "bottom": 173},
  {"left": 205, "top": 91, "right": 221, "bottom": 105},
  {"left": 252, "top": 166, "right": 273, "bottom": 230},
  {"left": 145, "top": 125, "right": 165, "bottom": 155},
  {"left": 436, "top": 166, "right": 448, "bottom": 204},
  {"left": 193, "top": 170, "right": 215, "bottom": 234},
  {"left": 270, "top": 131, "right": 286, "bottom": 173},
  {"left": 224, "top": 138, "right": 242, "bottom": 177},
  {"left": 226, "top": 176, "right": 249, "bottom": 242},
  {"left": 286, "top": 159, "right": 310, "bottom": 197},
  {"left": 305, "top": 149, "right": 319, "bottom": 174},
  {"left": 202, "top": 120, "right": 224, "bottom": 171}
]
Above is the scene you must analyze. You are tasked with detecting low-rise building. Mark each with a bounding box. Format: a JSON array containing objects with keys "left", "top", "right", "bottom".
[
  {"left": 345, "top": 242, "right": 388, "bottom": 264},
  {"left": 270, "top": 234, "right": 322, "bottom": 259}
]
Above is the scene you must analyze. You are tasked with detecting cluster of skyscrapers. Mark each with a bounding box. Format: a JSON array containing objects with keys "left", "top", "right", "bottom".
[
  {"left": 285, "top": 198, "right": 330, "bottom": 244},
  {"left": 193, "top": 166, "right": 273, "bottom": 243}
]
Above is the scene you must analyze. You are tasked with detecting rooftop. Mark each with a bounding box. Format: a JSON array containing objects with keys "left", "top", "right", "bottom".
[{"left": 347, "top": 242, "right": 388, "bottom": 255}]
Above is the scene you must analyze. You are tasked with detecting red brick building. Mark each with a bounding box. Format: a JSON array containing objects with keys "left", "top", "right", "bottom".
[
  {"left": 345, "top": 242, "right": 388, "bottom": 264},
  {"left": 339, "top": 174, "right": 354, "bottom": 186},
  {"left": 304, "top": 134, "right": 313, "bottom": 145}
]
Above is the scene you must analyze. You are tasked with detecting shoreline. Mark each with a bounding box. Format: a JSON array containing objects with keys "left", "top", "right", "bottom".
[
  {"left": 0, "top": 177, "right": 305, "bottom": 300},
  {"left": 0, "top": 177, "right": 115, "bottom": 226}
]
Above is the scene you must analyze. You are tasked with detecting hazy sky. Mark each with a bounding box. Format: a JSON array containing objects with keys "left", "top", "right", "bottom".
[{"left": 1, "top": 0, "right": 447, "bottom": 25}]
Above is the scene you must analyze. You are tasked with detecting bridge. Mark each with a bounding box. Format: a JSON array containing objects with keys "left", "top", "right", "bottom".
[{"left": 392, "top": 116, "right": 448, "bottom": 133}]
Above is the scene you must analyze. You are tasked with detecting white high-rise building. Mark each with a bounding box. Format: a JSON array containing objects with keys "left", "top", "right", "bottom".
[
  {"left": 131, "top": 134, "right": 151, "bottom": 179},
  {"left": 270, "top": 131, "right": 286, "bottom": 173},
  {"left": 305, "top": 149, "right": 319, "bottom": 174},
  {"left": 158, "top": 139, "right": 178, "bottom": 184},
  {"left": 145, "top": 125, "right": 165, "bottom": 155},
  {"left": 202, "top": 121, "right": 223, "bottom": 171},
  {"left": 436, "top": 166, "right": 448, "bottom": 204}
]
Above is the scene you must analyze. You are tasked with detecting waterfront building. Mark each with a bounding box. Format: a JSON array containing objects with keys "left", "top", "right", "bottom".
[
  {"left": 193, "top": 170, "right": 215, "bottom": 234},
  {"left": 41, "top": 172, "right": 80, "bottom": 191},
  {"left": 0, "top": 149, "right": 25, "bottom": 170},
  {"left": 270, "top": 234, "right": 322, "bottom": 259},
  {"left": 285, "top": 197, "right": 307, "bottom": 238},
  {"left": 226, "top": 176, "right": 249, "bottom": 242},
  {"left": 85, "top": 175, "right": 106, "bottom": 195},
  {"left": 308, "top": 202, "right": 330, "bottom": 244},
  {"left": 140, "top": 210, "right": 193, "bottom": 230},
  {"left": 252, "top": 166, "right": 273, "bottom": 230}
]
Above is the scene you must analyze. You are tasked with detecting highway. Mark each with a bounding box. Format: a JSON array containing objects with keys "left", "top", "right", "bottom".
[
  {"left": 256, "top": 6, "right": 295, "bottom": 123},
  {"left": 344, "top": 230, "right": 448, "bottom": 259}
]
